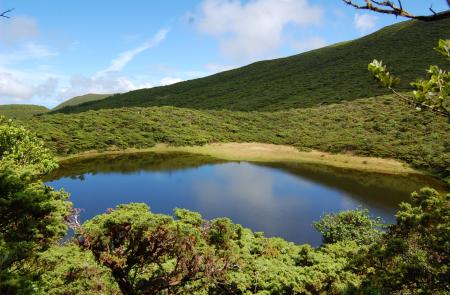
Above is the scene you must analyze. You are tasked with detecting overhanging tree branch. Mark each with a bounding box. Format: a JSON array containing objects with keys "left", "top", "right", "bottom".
[
  {"left": 389, "top": 88, "right": 450, "bottom": 118},
  {"left": 342, "top": 1, "right": 450, "bottom": 21},
  {"left": 0, "top": 8, "right": 14, "bottom": 18}
]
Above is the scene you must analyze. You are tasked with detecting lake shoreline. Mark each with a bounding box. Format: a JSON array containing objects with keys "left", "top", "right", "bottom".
[{"left": 56, "top": 142, "right": 421, "bottom": 176}]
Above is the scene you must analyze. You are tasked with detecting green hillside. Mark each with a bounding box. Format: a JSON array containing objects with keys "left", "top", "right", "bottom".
[
  {"left": 0, "top": 104, "right": 49, "bottom": 119},
  {"left": 25, "top": 95, "right": 449, "bottom": 179},
  {"left": 53, "top": 93, "right": 111, "bottom": 110},
  {"left": 55, "top": 18, "right": 450, "bottom": 113}
]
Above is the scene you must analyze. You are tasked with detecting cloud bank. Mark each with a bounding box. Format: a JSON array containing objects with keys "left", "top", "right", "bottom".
[{"left": 197, "top": 0, "right": 323, "bottom": 62}]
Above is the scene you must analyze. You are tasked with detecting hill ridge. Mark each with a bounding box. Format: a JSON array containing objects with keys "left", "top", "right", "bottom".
[{"left": 54, "top": 18, "right": 450, "bottom": 114}]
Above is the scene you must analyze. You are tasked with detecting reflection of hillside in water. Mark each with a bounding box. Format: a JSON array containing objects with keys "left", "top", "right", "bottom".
[
  {"left": 258, "top": 162, "right": 446, "bottom": 211},
  {"left": 45, "top": 152, "right": 445, "bottom": 212},
  {"left": 44, "top": 153, "right": 446, "bottom": 246},
  {"left": 44, "top": 152, "right": 225, "bottom": 181}
]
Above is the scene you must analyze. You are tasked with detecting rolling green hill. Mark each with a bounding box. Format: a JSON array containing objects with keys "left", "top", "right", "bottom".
[
  {"left": 53, "top": 93, "right": 111, "bottom": 110},
  {"left": 0, "top": 104, "right": 49, "bottom": 119},
  {"left": 55, "top": 18, "right": 450, "bottom": 114}
]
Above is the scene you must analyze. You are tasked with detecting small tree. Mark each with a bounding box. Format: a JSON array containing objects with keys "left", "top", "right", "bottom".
[
  {"left": 360, "top": 188, "right": 450, "bottom": 293},
  {"left": 314, "top": 208, "right": 385, "bottom": 245},
  {"left": 0, "top": 117, "right": 71, "bottom": 293},
  {"left": 78, "top": 204, "right": 234, "bottom": 295}
]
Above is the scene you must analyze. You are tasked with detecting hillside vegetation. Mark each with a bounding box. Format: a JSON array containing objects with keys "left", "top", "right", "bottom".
[
  {"left": 52, "top": 93, "right": 111, "bottom": 110},
  {"left": 55, "top": 18, "right": 450, "bottom": 113},
  {"left": 2, "top": 117, "right": 449, "bottom": 294},
  {"left": 0, "top": 104, "right": 48, "bottom": 119},
  {"left": 24, "top": 95, "right": 450, "bottom": 179}
]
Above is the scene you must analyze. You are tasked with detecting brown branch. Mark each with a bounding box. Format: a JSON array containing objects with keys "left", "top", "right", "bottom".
[
  {"left": 0, "top": 8, "right": 14, "bottom": 19},
  {"left": 342, "top": 1, "right": 450, "bottom": 21},
  {"left": 389, "top": 88, "right": 450, "bottom": 118}
]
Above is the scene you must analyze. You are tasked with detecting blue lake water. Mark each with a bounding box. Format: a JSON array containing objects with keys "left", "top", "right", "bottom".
[{"left": 45, "top": 152, "right": 442, "bottom": 246}]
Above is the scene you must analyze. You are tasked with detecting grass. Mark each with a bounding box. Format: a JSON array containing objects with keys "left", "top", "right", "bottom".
[
  {"left": 58, "top": 142, "right": 416, "bottom": 175},
  {"left": 0, "top": 104, "right": 49, "bottom": 119},
  {"left": 54, "top": 18, "right": 450, "bottom": 113},
  {"left": 52, "top": 93, "right": 112, "bottom": 110},
  {"left": 23, "top": 95, "right": 450, "bottom": 180}
]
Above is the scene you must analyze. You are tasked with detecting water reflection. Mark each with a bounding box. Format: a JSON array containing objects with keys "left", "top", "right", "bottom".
[{"left": 45, "top": 152, "right": 444, "bottom": 246}]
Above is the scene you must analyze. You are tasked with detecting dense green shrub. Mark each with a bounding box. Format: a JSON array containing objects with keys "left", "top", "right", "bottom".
[
  {"left": 0, "top": 117, "right": 72, "bottom": 294},
  {"left": 314, "top": 209, "right": 384, "bottom": 245},
  {"left": 360, "top": 188, "right": 450, "bottom": 294}
]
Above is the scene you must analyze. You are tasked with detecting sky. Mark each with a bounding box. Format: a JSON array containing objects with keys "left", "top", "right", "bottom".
[{"left": 0, "top": 0, "right": 448, "bottom": 107}]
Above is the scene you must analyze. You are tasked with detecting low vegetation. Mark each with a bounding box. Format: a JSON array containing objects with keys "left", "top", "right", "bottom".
[
  {"left": 1, "top": 120, "right": 449, "bottom": 294},
  {"left": 24, "top": 95, "right": 450, "bottom": 181},
  {"left": 0, "top": 104, "right": 48, "bottom": 119}
]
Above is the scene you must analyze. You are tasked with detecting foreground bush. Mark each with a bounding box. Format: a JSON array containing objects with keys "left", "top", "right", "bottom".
[
  {"left": 0, "top": 117, "right": 71, "bottom": 294},
  {"left": 361, "top": 188, "right": 450, "bottom": 294}
]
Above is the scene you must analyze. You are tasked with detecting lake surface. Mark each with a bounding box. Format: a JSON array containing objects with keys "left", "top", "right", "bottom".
[{"left": 46, "top": 152, "right": 443, "bottom": 246}]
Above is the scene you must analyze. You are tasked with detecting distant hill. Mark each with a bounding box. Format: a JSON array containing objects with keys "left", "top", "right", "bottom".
[
  {"left": 55, "top": 18, "right": 450, "bottom": 113},
  {"left": 0, "top": 104, "right": 49, "bottom": 119},
  {"left": 53, "top": 93, "right": 111, "bottom": 110}
]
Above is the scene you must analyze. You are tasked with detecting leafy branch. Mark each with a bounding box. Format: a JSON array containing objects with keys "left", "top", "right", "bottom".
[{"left": 368, "top": 39, "right": 450, "bottom": 118}]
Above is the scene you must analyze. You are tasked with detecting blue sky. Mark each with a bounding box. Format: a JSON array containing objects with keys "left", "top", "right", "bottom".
[{"left": 0, "top": 0, "right": 448, "bottom": 107}]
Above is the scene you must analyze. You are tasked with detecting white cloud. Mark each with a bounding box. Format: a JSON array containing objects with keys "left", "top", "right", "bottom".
[
  {"left": 96, "top": 29, "right": 169, "bottom": 76},
  {"left": 0, "top": 16, "right": 39, "bottom": 43},
  {"left": 0, "top": 71, "right": 59, "bottom": 104},
  {"left": 197, "top": 0, "right": 323, "bottom": 62},
  {"left": 58, "top": 73, "right": 154, "bottom": 101},
  {"left": 354, "top": 13, "right": 378, "bottom": 32},
  {"left": 292, "top": 36, "right": 327, "bottom": 52},
  {"left": 0, "top": 72, "right": 33, "bottom": 101},
  {"left": 56, "top": 29, "right": 170, "bottom": 102},
  {"left": 0, "top": 42, "right": 57, "bottom": 64},
  {"left": 204, "top": 63, "right": 236, "bottom": 73},
  {"left": 159, "top": 77, "right": 183, "bottom": 86}
]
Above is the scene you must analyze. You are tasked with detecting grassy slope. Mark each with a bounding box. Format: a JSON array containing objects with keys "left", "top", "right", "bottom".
[
  {"left": 52, "top": 93, "right": 111, "bottom": 110},
  {"left": 24, "top": 95, "right": 449, "bottom": 179},
  {"left": 0, "top": 104, "right": 49, "bottom": 119},
  {"left": 55, "top": 18, "right": 450, "bottom": 113}
]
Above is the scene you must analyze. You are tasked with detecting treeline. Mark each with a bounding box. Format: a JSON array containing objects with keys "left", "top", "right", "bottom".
[
  {"left": 25, "top": 95, "right": 450, "bottom": 181},
  {"left": 1, "top": 117, "right": 449, "bottom": 294}
]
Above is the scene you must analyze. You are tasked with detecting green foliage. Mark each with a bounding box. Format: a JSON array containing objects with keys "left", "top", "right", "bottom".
[
  {"left": 314, "top": 208, "right": 385, "bottom": 245},
  {"left": 369, "top": 39, "right": 450, "bottom": 116},
  {"left": 361, "top": 188, "right": 450, "bottom": 294},
  {"left": 52, "top": 94, "right": 112, "bottom": 111},
  {"left": 410, "top": 63, "right": 450, "bottom": 114},
  {"left": 79, "top": 203, "right": 232, "bottom": 295},
  {"left": 368, "top": 59, "right": 400, "bottom": 88},
  {"left": 53, "top": 18, "right": 450, "bottom": 113},
  {"left": 78, "top": 203, "right": 370, "bottom": 294},
  {"left": 0, "top": 104, "right": 48, "bottom": 119},
  {"left": 35, "top": 244, "right": 119, "bottom": 295},
  {"left": 0, "top": 117, "right": 71, "bottom": 294},
  {"left": 0, "top": 117, "right": 57, "bottom": 175},
  {"left": 435, "top": 39, "right": 450, "bottom": 60},
  {"left": 4, "top": 187, "right": 446, "bottom": 294},
  {"left": 23, "top": 95, "right": 450, "bottom": 180}
]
